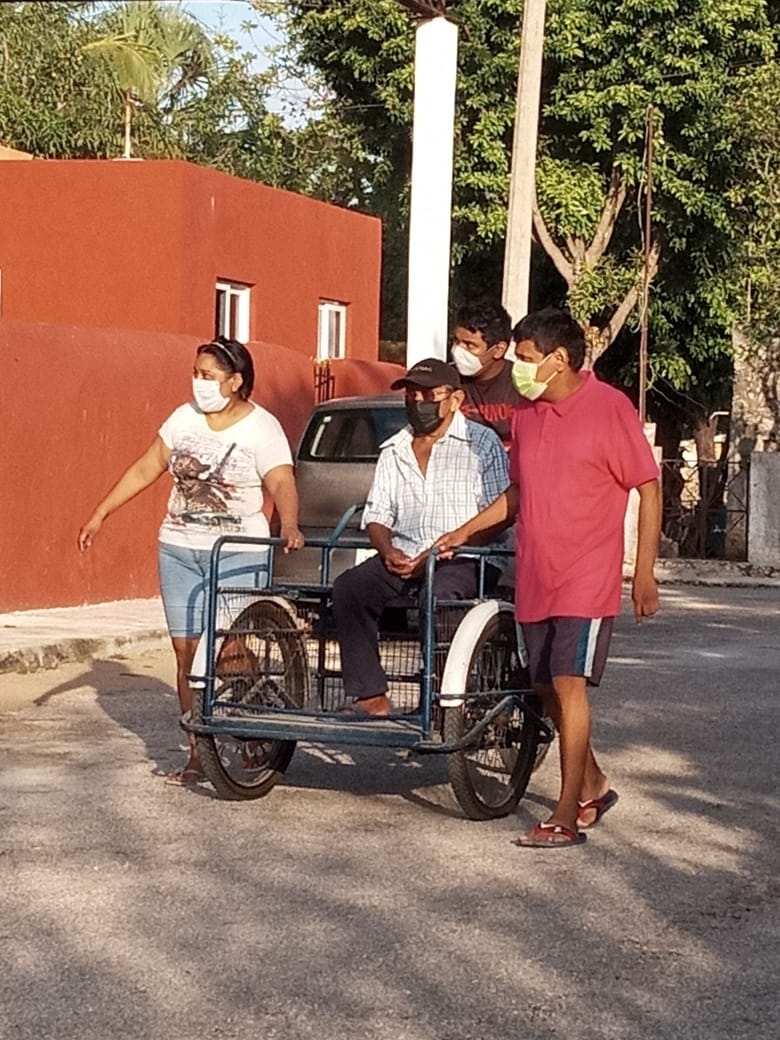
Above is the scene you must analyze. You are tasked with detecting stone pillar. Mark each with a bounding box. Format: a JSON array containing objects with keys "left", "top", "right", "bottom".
[
  {"left": 748, "top": 453, "right": 780, "bottom": 566},
  {"left": 727, "top": 329, "right": 780, "bottom": 559}
]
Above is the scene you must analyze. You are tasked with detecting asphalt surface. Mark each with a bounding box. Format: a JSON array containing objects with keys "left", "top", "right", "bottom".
[{"left": 0, "top": 584, "right": 778, "bottom": 1040}]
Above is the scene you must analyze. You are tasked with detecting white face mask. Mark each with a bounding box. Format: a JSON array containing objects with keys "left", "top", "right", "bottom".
[
  {"left": 451, "top": 344, "right": 484, "bottom": 378},
  {"left": 511, "top": 357, "right": 558, "bottom": 401},
  {"left": 192, "top": 377, "right": 230, "bottom": 413}
]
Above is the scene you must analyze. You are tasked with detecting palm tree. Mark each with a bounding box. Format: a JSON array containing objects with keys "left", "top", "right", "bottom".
[{"left": 82, "top": 1, "right": 213, "bottom": 159}]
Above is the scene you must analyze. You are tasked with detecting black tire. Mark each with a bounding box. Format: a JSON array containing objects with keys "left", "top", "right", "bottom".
[
  {"left": 193, "top": 599, "right": 309, "bottom": 801},
  {"left": 444, "top": 610, "right": 541, "bottom": 820}
]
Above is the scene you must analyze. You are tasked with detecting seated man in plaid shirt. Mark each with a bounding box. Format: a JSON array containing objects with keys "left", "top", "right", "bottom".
[{"left": 332, "top": 357, "right": 511, "bottom": 717}]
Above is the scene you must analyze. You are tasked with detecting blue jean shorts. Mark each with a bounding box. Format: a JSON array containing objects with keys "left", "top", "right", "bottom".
[{"left": 157, "top": 542, "right": 269, "bottom": 639}]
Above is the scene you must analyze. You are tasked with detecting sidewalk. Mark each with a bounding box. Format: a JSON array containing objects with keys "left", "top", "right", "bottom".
[
  {"left": 0, "top": 598, "right": 168, "bottom": 675},
  {"left": 1, "top": 559, "right": 778, "bottom": 677}
]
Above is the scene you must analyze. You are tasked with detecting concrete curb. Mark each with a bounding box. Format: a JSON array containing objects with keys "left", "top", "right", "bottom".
[
  {"left": 0, "top": 630, "right": 170, "bottom": 676},
  {"left": 653, "top": 574, "right": 780, "bottom": 588},
  {"left": 627, "top": 558, "right": 780, "bottom": 588}
]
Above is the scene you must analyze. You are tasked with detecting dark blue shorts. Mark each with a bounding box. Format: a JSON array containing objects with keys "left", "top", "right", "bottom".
[{"left": 521, "top": 616, "right": 615, "bottom": 687}]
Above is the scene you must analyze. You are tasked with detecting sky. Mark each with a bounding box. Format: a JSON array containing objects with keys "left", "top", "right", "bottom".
[
  {"left": 179, "top": 1, "right": 279, "bottom": 69},
  {"left": 178, "top": 1, "right": 308, "bottom": 120}
]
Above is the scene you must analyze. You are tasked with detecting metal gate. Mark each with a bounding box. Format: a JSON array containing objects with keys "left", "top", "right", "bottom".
[{"left": 661, "top": 458, "right": 749, "bottom": 560}]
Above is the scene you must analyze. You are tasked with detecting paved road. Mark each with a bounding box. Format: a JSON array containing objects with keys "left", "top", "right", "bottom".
[{"left": 0, "top": 585, "right": 778, "bottom": 1040}]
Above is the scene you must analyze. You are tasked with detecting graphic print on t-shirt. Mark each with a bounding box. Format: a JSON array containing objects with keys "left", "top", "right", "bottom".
[
  {"left": 168, "top": 441, "right": 245, "bottom": 530},
  {"left": 158, "top": 402, "right": 293, "bottom": 549},
  {"left": 460, "top": 362, "right": 517, "bottom": 445}
]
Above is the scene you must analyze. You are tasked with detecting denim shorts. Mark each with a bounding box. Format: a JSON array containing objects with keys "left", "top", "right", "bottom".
[{"left": 157, "top": 541, "right": 269, "bottom": 639}]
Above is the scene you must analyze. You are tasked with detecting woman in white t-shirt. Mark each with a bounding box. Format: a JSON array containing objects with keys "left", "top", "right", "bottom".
[{"left": 78, "top": 338, "right": 303, "bottom": 786}]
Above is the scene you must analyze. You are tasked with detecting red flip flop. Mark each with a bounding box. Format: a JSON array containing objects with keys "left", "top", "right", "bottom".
[
  {"left": 577, "top": 789, "right": 619, "bottom": 829},
  {"left": 513, "top": 822, "right": 586, "bottom": 848}
]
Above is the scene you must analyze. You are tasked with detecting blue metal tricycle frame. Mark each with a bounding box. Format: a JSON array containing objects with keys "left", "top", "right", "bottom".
[{"left": 182, "top": 532, "right": 541, "bottom": 754}]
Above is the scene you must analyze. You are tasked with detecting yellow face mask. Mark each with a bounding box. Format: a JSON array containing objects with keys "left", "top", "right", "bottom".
[{"left": 511, "top": 357, "right": 558, "bottom": 400}]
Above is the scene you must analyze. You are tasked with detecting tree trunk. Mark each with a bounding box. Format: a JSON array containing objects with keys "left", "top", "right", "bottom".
[
  {"left": 123, "top": 92, "right": 132, "bottom": 159},
  {"left": 533, "top": 196, "right": 661, "bottom": 366},
  {"left": 693, "top": 415, "right": 719, "bottom": 464}
]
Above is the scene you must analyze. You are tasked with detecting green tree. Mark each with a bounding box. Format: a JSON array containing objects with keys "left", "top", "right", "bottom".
[
  {"left": 0, "top": 0, "right": 305, "bottom": 190},
  {"left": 254, "top": 0, "right": 524, "bottom": 337},
  {"left": 539, "top": 0, "right": 774, "bottom": 376},
  {"left": 0, "top": 2, "right": 119, "bottom": 157},
  {"left": 0, "top": 2, "right": 357, "bottom": 192},
  {"left": 82, "top": 1, "right": 214, "bottom": 158},
  {"left": 723, "top": 60, "right": 780, "bottom": 455},
  {"left": 729, "top": 62, "right": 780, "bottom": 346},
  {"left": 252, "top": 0, "right": 778, "bottom": 430}
]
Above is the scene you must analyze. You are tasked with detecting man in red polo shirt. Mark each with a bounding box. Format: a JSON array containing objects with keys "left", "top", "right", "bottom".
[{"left": 436, "top": 308, "right": 661, "bottom": 848}]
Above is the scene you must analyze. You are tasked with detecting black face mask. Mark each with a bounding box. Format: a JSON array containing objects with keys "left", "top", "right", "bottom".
[{"left": 405, "top": 399, "right": 445, "bottom": 435}]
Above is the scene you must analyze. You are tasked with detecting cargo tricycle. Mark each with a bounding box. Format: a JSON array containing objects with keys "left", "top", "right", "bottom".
[{"left": 184, "top": 524, "right": 553, "bottom": 820}]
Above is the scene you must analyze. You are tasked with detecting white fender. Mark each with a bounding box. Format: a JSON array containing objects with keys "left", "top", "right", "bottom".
[
  {"left": 439, "top": 599, "right": 523, "bottom": 708},
  {"left": 189, "top": 631, "right": 224, "bottom": 690}
]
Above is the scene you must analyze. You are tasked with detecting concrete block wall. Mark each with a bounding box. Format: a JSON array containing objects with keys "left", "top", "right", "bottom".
[
  {"left": 0, "top": 319, "right": 400, "bottom": 611},
  {"left": 748, "top": 452, "right": 780, "bottom": 566}
]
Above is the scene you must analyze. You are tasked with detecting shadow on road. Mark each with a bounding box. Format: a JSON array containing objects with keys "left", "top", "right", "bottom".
[{"left": 1, "top": 585, "right": 777, "bottom": 1039}]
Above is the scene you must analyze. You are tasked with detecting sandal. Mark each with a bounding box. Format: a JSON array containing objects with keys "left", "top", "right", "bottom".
[
  {"left": 577, "top": 789, "right": 618, "bottom": 829},
  {"left": 164, "top": 767, "right": 205, "bottom": 787},
  {"left": 513, "top": 822, "right": 587, "bottom": 848}
]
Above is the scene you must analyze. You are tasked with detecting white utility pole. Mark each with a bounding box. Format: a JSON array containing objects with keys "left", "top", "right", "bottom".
[
  {"left": 502, "top": 0, "right": 546, "bottom": 324},
  {"left": 405, "top": 14, "right": 459, "bottom": 364}
]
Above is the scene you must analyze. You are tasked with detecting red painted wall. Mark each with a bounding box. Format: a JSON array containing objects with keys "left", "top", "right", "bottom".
[
  {"left": 329, "top": 358, "right": 406, "bottom": 399},
  {"left": 0, "top": 160, "right": 382, "bottom": 359},
  {"left": 0, "top": 320, "right": 401, "bottom": 612}
]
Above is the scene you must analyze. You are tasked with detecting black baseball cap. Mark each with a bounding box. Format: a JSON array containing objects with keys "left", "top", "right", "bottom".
[{"left": 390, "top": 357, "right": 461, "bottom": 390}]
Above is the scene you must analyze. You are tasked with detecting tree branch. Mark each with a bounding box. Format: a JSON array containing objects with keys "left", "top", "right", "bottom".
[
  {"left": 585, "top": 169, "right": 627, "bottom": 266},
  {"left": 566, "top": 235, "right": 587, "bottom": 265},
  {"left": 532, "top": 201, "right": 573, "bottom": 285},
  {"left": 594, "top": 240, "right": 661, "bottom": 358}
]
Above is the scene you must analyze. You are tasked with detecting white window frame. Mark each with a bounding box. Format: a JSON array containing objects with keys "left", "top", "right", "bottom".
[
  {"left": 215, "top": 280, "right": 251, "bottom": 343},
  {"left": 317, "top": 300, "right": 347, "bottom": 361}
]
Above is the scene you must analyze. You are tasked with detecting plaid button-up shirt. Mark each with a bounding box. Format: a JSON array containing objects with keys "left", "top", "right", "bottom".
[{"left": 362, "top": 410, "right": 511, "bottom": 564}]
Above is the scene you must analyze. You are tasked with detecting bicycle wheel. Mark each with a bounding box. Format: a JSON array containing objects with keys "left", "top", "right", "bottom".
[
  {"left": 193, "top": 598, "right": 310, "bottom": 800},
  {"left": 442, "top": 606, "right": 541, "bottom": 820}
]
